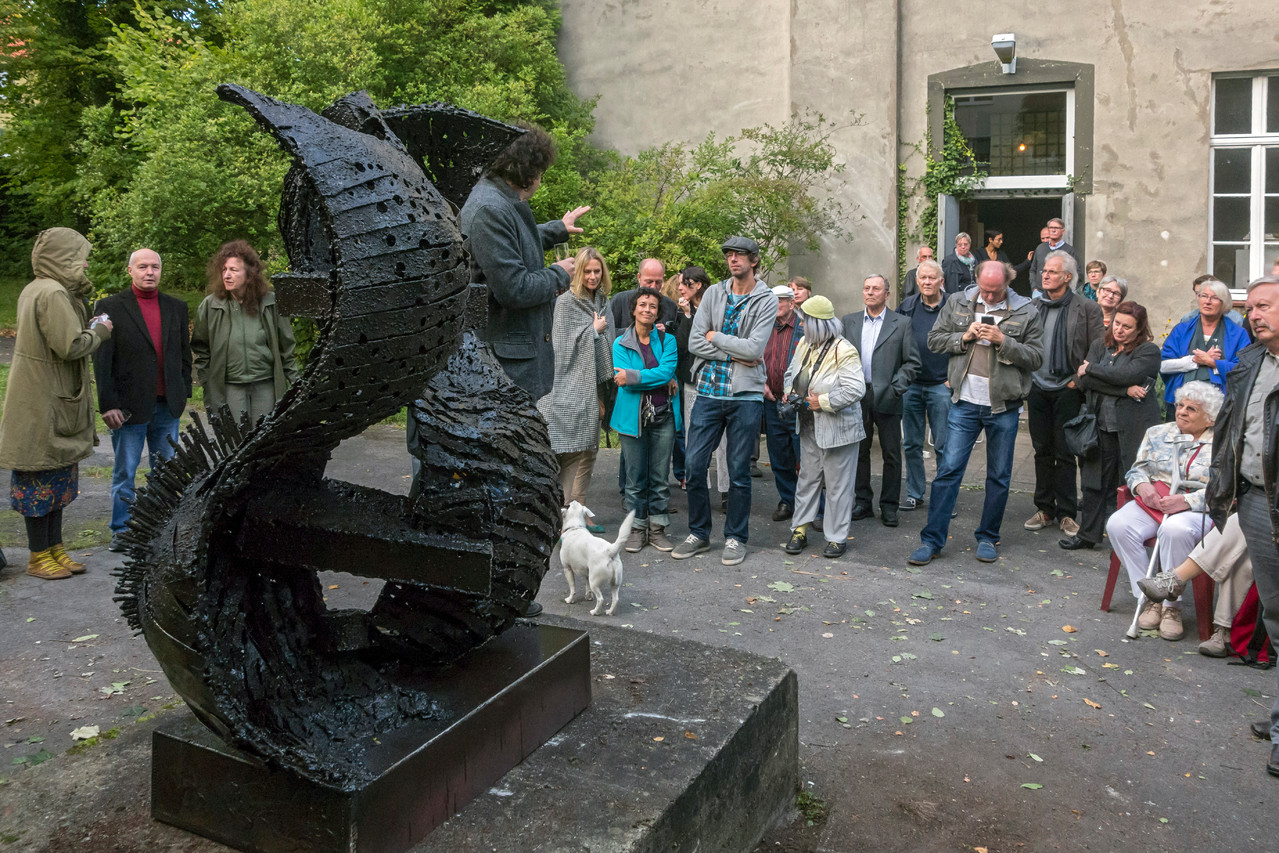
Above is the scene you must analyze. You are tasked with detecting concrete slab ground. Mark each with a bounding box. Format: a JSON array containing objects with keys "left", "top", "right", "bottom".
[{"left": 2, "top": 422, "right": 1278, "bottom": 852}]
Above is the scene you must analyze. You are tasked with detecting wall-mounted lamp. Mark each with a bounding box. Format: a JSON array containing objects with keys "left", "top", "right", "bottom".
[{"left": 992, "top": 33, "right": 1016, "bottom": 74}]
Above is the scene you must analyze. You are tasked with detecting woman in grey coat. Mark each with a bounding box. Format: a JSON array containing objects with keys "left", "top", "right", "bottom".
[{"left": 538, "top": 247, "right": 614, "bottom": 515}]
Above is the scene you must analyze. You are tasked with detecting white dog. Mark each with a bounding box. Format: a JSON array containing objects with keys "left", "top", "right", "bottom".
[{"left": 559, "top": 502, "right": 636, "bottom": 616}]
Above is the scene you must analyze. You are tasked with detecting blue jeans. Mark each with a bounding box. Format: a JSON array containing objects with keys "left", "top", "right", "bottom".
[
  {"left": 762, "top": 400, "right": 799, "bottom": 507},
  {"left": 902, "top": 383, "right": 951, "bottom": 502},
  {"left": 919, "top": 401, "right": 1019, "bottom": 552},
  {"left": 685, "top": 396, "right": 762, "bottom": 544},
  {"left": 620, "top": 416, "right": 676, "bottom": 529},
  {"left": 110, "top": 401, "right": 181, "bottom": 533}
]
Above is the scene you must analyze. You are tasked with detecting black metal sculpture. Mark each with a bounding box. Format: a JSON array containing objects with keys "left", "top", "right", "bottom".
[{"left": 113, "top": 85, "right": 562, "bottom": 791}]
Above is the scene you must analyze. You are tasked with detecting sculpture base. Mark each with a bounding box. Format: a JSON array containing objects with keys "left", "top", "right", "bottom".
[{"left": 151, "top": 623, "right": 589, "bottom": 853}]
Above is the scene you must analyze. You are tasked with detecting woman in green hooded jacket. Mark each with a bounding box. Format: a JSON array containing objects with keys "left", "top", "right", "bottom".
[{"left": 0, "top": 228, "right": 113, "bottom": 579}]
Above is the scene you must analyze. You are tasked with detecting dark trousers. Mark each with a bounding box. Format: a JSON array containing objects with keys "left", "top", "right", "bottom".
[
  {"left": 855, "top": 385, "right": 903, "bottom": 511},
  {"left": 1028, "top": 384, "right": 1083, "bottom": 520},
  {"left": 1077, "top": 428, "right": 1121, "bottom": 544},
  {"left": 762, "top": 399, "right": 799, "bottom": 507},
  {"left": 1238, "top": 491, "right": 1279, "bottom": 741}
]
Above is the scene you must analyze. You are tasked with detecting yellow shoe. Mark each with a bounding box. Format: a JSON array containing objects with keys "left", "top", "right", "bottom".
[
  {"left": 27, "top": 549, "right": 72, "bottom": 580},
  {"left": 48, "top": 543, "right": 86, "bottom": 574}
]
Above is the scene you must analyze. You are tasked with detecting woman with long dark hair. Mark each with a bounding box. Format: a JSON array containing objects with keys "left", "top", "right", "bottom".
[
  {"left": 1061, "top": 301, "right": 1161, "bottom": 550},
  {"left": 192, "top": 240, "right": 298, "bottom": 425}
]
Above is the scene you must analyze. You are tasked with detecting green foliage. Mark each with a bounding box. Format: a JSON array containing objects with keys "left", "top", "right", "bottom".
[
  {"left": 580, "top": 112, "right": 856, "bottom": 284},
  {"left": 903, "top": 97, "right": 987, "bottom": 262}
]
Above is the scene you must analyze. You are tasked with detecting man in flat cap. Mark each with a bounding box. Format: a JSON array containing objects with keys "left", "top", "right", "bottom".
[{"left": 672, "top": 236, "right": 778, "bottom": 566}]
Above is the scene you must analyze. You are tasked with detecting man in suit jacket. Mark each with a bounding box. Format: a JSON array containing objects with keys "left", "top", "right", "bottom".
[
  {"left": 1027, "top": 218, "right": 1081, "bottom": 295},
  {"left": 93, "top": 249, "right": 192, "bottom": 551},
  {"left": 899, "top": 245, "right": 934, "bottom": 300},
  {"left": 841, "top": 274, "right": 920, "bottom": 527}
]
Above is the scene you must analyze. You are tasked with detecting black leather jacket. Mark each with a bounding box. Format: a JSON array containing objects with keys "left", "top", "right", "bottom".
[{"left": 1205, "top": 342, "right": 1279, "bottom": 544}]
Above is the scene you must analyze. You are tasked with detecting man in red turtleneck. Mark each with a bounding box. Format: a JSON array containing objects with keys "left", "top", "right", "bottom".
[{"left": 93, "top": 249, "right": 192, "bottom": 552}]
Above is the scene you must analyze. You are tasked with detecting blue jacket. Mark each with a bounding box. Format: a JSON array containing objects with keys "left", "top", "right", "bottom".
[
  {"left": 610, "top": 325, "right": 681, "bottom": 438},
  {"left": 1159, "top": 315, "right": 1250, "bottom": 404}
]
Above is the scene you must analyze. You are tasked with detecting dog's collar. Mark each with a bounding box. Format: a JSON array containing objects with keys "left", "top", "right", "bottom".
[{"left": 562, "top": 523, "right": 590, "bottom": 532}]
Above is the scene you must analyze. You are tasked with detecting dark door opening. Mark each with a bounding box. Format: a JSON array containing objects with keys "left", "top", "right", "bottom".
[{"left": 958, "top": 196, "right": 1062, "bottom": 296}]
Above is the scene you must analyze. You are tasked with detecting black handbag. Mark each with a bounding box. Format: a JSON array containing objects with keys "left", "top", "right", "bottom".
[{"left": 1063, "top": 402, "right": 1098, "bottom": 458}]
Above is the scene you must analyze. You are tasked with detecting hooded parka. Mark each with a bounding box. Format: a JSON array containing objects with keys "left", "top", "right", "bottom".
[{"left": 0, "top": 228, "right": 111, "bottom": 471}]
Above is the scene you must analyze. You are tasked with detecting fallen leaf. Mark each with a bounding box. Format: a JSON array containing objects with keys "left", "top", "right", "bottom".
[
  {"left": 71, "top": 634, "right": 99, "bottom": 643},
  {"left": 1029, "top": 753, "right": 1043, "bottom": 762},
  {"left": 931, "top": 708, "right": 945, "bottom": 718},
  {"left": 768, "top": 581, "right": 795, "bottom": 593},
  {"left": 1083, "top": 698, "right": 1101, "bottom": 709},
  {"left": 1061, "top": 666, "right": 1086, "bottom": 676},
  {"left": 912, "top": 589, "right": 933, "bottom": 600},
  {"left": 684, "top": 731, "right": 698, "bottom": 740},
  {"left": 327, "top": 584, "right": 339, "bottom": 590},
  {"left": 1021, "top": 783, "right": 1043, "bottom": 790},
  {"left": 900, "top": 716, "right": 913, "bottom": 725},
  {"left": 1094, "top": 649, "right": 1109, "bottom": 657},
  {"left": 1147, "top": 751, "right": 1156, "bottom": 756},
  {"left": 653, "top": 736, "right": 664, "bottom": 742},
  {"left": 1062, "top": 625, "right": 1078, "bottom": 633},
  {"left": 836, "top": 716, "right": 848, "bottom": 723},
  {"left": 930, "top": 633, "right": 945, "bottom": 642},
  {"left": 821, "top": 632, "right": 834, "bottom": 639},
  {"left": 70, "top": 725, "right": 100, "bottom": 741}
]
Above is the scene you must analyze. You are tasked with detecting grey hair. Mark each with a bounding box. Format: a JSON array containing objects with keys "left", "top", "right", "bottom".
[
  {"left": 1099, "top": 274, "right": 1128, "bottom": 299},
  {"left": 1045, "top": 249, "right": 1078, "bottom": 284},
  {"left": 803, "top": 316, "right": 843, "bottom": 346},
  {"left": 955, "top": 231, "right": 972, "bottom": 246},
  {"left": 128, "top": 248, "right": 162, "bottom": 267},
  {"left": 864, "top": 274, "right": 888, "bottom": 289},
  {"left": 1174, "top": 380, "right": 1225, "bottom": 423},
  {"left": 1197, "top": 278, "right": 1231, "bottom": 306},
  {"left": 1246, "top": 275, "right": 1279, "bottom": 294},
  {"left": 917, "top": 259, "right": 943, "bottom": 278}
]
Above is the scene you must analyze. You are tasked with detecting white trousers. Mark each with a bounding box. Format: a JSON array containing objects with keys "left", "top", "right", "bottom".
[{"left": 1106, "top": 501, "right": 1213, "bottom": 610}]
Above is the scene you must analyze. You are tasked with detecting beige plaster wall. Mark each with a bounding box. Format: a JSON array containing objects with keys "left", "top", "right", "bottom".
[{"left": 560, "top": 0, "right": 1279, "bottom": 319}]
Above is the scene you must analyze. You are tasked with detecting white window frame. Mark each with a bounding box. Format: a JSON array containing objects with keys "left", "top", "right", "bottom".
[
  {"left": 951, "top": 85, "right": 1075, "bottom": 191},
  {"left": 1209, "top": 72, "right": 1279, "bottom": 287}
]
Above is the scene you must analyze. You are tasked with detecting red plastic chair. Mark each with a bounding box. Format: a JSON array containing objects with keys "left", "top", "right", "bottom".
[{"left": 1100, "top": 486, "right": 1215, "bottom": 641}]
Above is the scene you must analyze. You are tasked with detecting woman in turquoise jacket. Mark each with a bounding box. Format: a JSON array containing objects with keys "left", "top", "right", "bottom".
[{"left": 611, "top": 287, "right": 681, "bottom": 554}]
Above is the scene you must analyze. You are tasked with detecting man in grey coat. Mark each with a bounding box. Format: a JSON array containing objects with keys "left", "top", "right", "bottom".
[
  {"left": 842, "top": 274, "right": 919, "bottom": 527},
  {"left": 459, "top": 125, "right": 590, "bottom": 400},
  {"left": 1027, "top": 218, "right": 1080, "bottom": 295}
]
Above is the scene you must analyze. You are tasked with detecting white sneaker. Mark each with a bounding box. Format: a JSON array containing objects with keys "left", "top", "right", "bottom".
[{"left": 721, "top": 538, "right": 746, "bottom": 566}]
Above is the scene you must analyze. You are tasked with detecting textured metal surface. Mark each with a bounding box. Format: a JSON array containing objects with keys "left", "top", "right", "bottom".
[{"left": 112, "top": 86, "right": 563, "bottom": 790}]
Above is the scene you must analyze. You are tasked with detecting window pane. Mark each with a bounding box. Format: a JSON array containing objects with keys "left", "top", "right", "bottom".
[
  {"left": 1215, "top": 77, "right": 1252, "bottom": 135},
  {"left": 1267, "top": 197, "right": 1279, "bottom": 242},
  {"left": 1268, "top": 75, "right": 1279, "bottom": 133},
  {"left": 1214, "top": 196, "right": 1252, "bottom": 241},
  {"left": 1215, "top": 148, "right": 1251, "bottom": 194},
  {"left": 953, "top": 91, "right": 1068, "bottom": 177},
  {"left": 1212, "top": 245, "right": 1242, "bottom": 286},
  {"left": 1267, "top": 147, "right": 1279, "bottom": 194}
]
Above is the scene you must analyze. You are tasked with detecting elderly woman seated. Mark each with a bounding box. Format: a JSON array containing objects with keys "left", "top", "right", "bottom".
[{"left": 1106, "top": 380, "right": 1223, "bottom": 641}]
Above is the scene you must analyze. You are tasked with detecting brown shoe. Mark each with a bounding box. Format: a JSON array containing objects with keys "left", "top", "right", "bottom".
[
  {"left": 1197, "top": 626, "right": 1230, "bottom": 657},
  {"left": 648, "top": 525, "right": 674, "bottom": 552},
  {"left": 48, "top": 543, "right": 86, "bottom": 574},
  {"left": 1024, "top": 510, "right": 1054, "bottom": 531},
  {"left": 27, "top": 549, "right": 71, "bottom": 580},
  {"left": 1059, "top": 517, "right": 1080, "bottom": 536},
  {"left": 1137, "top": 600, "right": 1163, "bottom": 630},
  {"left": 1159, "top": 607, "right": 1184, "bottom": 641},
  {"left": 625, "top": 527, "right": 648, "bottom": 553}
]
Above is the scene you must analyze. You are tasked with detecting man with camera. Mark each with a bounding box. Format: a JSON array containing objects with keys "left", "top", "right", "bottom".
[
  {"left": 762, "top": 284, "right": 804, "bottom": 522},
  {"left": 907, "top": 260, "right": 1044, "bottom": 566},
  {"left": 842, "top": 274, "right": 918, "bottom": 527}
]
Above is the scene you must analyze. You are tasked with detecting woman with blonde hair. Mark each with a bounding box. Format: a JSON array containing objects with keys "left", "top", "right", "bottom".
[
  {"left": 192, "top": 240, "right": 298, "bottom": 425},
  {"left": 538, "top": 247, "right": 615, "bottom": 517}
]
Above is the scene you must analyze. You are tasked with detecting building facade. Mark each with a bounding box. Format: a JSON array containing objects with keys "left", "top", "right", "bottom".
[{"left": 558, "top": 0, "right": 1278, "bottom": 321}]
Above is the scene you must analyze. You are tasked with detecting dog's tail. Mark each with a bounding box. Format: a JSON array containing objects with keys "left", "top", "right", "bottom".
[{"left": 609, "top": 510, "right": 638, "bottom": 558}]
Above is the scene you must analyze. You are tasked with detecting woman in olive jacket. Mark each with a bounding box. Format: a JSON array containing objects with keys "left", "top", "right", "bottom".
[
  {"left": 0, "top": 228, "right": 113, "bottom": 579},
  {"left": 1063, "top": 301, "right": 1162, "bottom": 549}
]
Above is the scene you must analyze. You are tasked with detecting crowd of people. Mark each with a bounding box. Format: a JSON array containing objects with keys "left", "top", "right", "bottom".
[{"left": 5, "top": 124, "right": 1279, "bottom": 779}]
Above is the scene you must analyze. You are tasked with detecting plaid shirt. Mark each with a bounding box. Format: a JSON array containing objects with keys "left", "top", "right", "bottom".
[
  {"left": 696, "top": 292, "right": 750, "bottom": 398},
  {"left": 763, "top": 312, "right": 803, "bottom": 397}
]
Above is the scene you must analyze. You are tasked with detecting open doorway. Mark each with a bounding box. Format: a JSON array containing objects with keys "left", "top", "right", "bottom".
[{"left": 959, "top": 196, "right": 1061, "bottom": 296}]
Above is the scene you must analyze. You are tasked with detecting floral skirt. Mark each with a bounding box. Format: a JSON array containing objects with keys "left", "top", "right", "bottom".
[{"left": 10, "top": 465, "right": 78, "bottom": 518}]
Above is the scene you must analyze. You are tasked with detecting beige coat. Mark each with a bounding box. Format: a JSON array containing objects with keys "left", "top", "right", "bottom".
[{"left": 0, "top": 228, "right": 111, "bottom": 471}]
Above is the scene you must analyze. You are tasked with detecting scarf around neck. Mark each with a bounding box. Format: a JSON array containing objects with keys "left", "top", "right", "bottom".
[{"left": 1040, "top": 289, "right": 1075, "bottom": 379}]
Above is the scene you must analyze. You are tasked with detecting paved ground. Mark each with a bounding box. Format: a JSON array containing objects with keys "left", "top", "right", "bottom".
[{"left": 2, "top": 421, "right": 1278, "bottom": 852}]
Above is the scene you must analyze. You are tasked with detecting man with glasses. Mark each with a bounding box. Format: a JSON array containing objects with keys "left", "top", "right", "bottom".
[
  {"left": 1028, "top": 218, "right": 1080, "bottom": 296},
  {"left": 1023, "top": 251, "right": 1104, "bottom": 537}
]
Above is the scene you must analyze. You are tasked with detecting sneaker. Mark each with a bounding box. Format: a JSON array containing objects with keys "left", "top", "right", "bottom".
[
  {"left": 648, "top": 525, "right": 674, "bottom": 552},
  {"left": 671, "top": 534, "right": 711, "bottom": 560},
  {"left": 975, "top": 541, "right": 998, "bottom": 562},
  {"left": 587, "top": 522, "right": 606, "bottom": 534},
  {"left": 1137, "top": 600, "right": 1163, "bottom": 630},
  {"left": 1197, "top": 626, "right": 1230, "bottom": 657},
  {"left": 784, "top": 530, "right": 807, "bottom": 555},
  {"left": 1159, "top": 606, "right": 1184, "bottom": 641},
  {"left": 1059, "top": 517, "right": 1080, "bottom": 536},
  {"left": 625, "top": 528, "right": 648, "bottom": 553},
  {"left": 721, "top": 538, "right": 746, "bottom": 566},
  {"left": 1137, "top": 571, "right": 1186, "bottom": 602},
  {"left": 1024, "top": 510, "right": 1054, "bottom": 531},
  {"left": 900, "top": 496, "right": 923, "bottom": 512},
  {"left": 823, "top": 541, "right": 847, "bottom": 558},
  {"left": 108, "top": 533, "right": 127, "bottom": 552},
  {"left": 750, "top": 463, "right": 763, "bottom": 478},
  {"left": 907, "top": 545, "right": 937, "bottom": 566}
]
